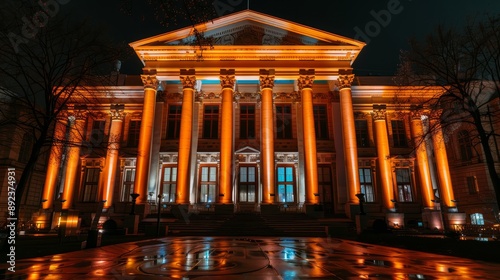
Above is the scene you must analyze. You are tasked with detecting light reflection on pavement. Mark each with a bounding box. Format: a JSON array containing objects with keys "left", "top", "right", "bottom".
[{"left": 2, "top": 237, "right": 499, "bottom": 279}]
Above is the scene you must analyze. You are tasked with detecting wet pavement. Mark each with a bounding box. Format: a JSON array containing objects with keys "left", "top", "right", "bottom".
[{"left": 2, "top": 236, "right": 499, "bottom": 279}]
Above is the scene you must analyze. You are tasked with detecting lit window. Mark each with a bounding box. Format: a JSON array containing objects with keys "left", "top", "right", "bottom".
[
  {"left": 277, "top": 166, "right": 295, "bottom": 203},
  {"left": 202, "top": 105, "right": 219, "bottom": 139},
  {"left": 276, "top": 105, "right": 292, "bottom": 139},
  {"left": 313, "top": 105, "right": 329, "bottom": 140},
  {"left": 470, "top": 213, "right": 484, "bottom": 225},
  {"left": 238, "top": 166, "right": 257, "bottom": 202},
  {"left": 240, "top": 105, "right": 255, "bottom": 139},
  {"left": 199, "top": 166, "right": 217, "bottom": 203},
  {"left": 121, "top": 168, "right": 135, "bottom": 202},
  {"left": 82, "top": 168, "right": 100, "bottom": 202},
  {"left": 458, "top": 130, "right": 473, "bottom": 161},
  {"left": 355, "top": 120, "right": 369, "bottom": 147},
  {"left": 128, "top": 120, "right": 141, "bottom": 147},
  {"left": 359, "top": 168, "right": 374, "bottom": 202},
  {"left": 391, "top": 120, "right": 408, "bottom": 147},
  {"left": 167, "top": 105, "right": 182, "bottom": 139},
  {"left": 396, "top": 168, "right": 413, "bottom": 202},
  {"left": 162, "top": 166, "right": 177, "bottom": 203}
]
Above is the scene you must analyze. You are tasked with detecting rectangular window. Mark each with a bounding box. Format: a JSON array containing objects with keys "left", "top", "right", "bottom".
[
  {"left": 238, "top": 166, "right": 257, "bottom": 202},
  {"left": 162, "top": 166, "right": 177, "bottom": 202},
  {"left": 82, "top": 168, "right": 100, "bottom": 202},
  {"left": 121, "top": 168, "right": 135, "bottom": 202},
  {"left": 90, "top": 120, "right": 106, "bottom": 144},
  {"left": 359, "top": 168, "right": 374, "bottom": 202},
  {"left": 128, "top": 120, "right": 141, "bottom": 147},
  {"left": 317, "top": 165, "right": 332, "bottom": 203},
  {"left": 276, "top": 105, "right": 292, "bottom": 139},
  {"left": 458, "top": 130, "right": 474, "bottom": 161},
  {"left": 167, "top": 105, "right": 182, "bottom": 139},
  {"left": 313, "top": 105, "right": 329, "bottom": 140},
  {"left": 277, "top": 166, "right": 295, "bottom": 203},
  {"left": 199, "top": 166, "right": 217, "bottom": 203},
  {"left": 202, "top": 105, "right": 219, "bottom": 139},
  {"left": 396, "top": 168, "right": 413, "bottom": 202},
  {"left": 467, "top": 176, "right": 479, "bottom": 194},
  {"left": 470, "top": 213, "right": 484, "bottom": 225},
  {"left": 355, "top": 120, "right": 370, "bottom": 147},
  {"left": 240, "top": 105, "right": 255, "bottom": 139},
  {"left": 391, "top": 120, "right": 408, "bottom": 147}
]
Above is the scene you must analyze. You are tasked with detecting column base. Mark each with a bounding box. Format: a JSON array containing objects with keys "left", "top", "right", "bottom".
[
  {"left": 422, "top": 208, "right": 444, "bottom": 231},
  {"left": 123, "top": 215, "right": 140, "bottom": 235},
  {"left": 386, "top": 212, "right": 405, "bottom": 228}
]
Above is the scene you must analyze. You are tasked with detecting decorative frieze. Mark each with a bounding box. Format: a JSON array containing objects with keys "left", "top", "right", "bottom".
[
  {"left": 197, "top": 153, "right": 220, "bottom": 163},
  {"left": 275, "top": 152, "right": 299, "bottom": 163}
]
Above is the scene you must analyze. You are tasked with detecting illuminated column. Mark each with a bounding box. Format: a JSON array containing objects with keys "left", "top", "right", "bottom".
[
  {"left": 42, "top": 113, "right": 68, "bottom": 209},
  {"left": 62, "top": 109, "right": 87, "bottom": 209},
  {"left": 133, "top": 74, "right": 158, "bottom": 203},
  {"left": 260, "top": 69, "right": 275, "bottom": 204},
  {"left": 430, "top": 116, "right": 455, "bottom": 208},
  {"left": 338, "top": 71, "right": 360, "bottom": 203},
  {"left": 410, "top": 110, "right": 434, "bottom": 208},
  {"left": 298, "top": 70, "right": 319, "bottom": 204},
  {"left": 219, "top": 69, "right": 235, "bottom": 204},
  {"left": 176, "top": 69, "right": 196, "bottom": 204},
  {"left": 101, "top": 105, "right": 125, "bottom": 209},
  {"left": 372, "top": 106, "right": 395, "bottom": 210}
]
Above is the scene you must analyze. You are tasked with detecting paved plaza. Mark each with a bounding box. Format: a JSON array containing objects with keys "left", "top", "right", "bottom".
[{"left": 2, "top": 236, "right": 499, "bottom": 279}]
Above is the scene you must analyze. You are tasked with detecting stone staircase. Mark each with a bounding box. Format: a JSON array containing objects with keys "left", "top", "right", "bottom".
[{"left": 139, "top": 212, "right": 355, "bottom": 237}]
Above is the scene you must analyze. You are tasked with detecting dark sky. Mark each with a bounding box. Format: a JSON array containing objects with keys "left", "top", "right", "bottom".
[{"left": 63, "top": 0, "right": 500, "bottom": 76}]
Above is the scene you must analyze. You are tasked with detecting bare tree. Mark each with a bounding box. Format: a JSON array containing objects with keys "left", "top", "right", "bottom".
[
  {"left": 0, "top": 1, "right": 122, "bottom": 238},
  {"left": 396, "top": 14, "right": 500, "bottom": 212}
]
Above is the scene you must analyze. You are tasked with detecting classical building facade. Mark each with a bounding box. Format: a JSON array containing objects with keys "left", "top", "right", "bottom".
[{"left": 4, "top": 10, "right": 498, "bottom": 231}]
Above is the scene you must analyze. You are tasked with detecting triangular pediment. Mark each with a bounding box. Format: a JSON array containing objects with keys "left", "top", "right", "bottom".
[
  {"left": 130, "top": 10, "right": 364, "bottom": 48},
  {"left": 235, "top": 146, "right": 260, "bottom": 154}
]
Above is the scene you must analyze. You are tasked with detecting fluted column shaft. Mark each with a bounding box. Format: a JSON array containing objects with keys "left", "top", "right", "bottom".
[
  {"left": 176, "top": 71, "right": 196, "bottom": 204},
  {"left": 260, "top": 70, "right": 275, "bottom": 204},
  {"left": 299, "top": 72, "right": 319, "bottom": 204},
  {"left": 133, "top": 75, "right": 158, "bottom": 203},
  {"left": 219, "top": 70, "right": 235, "bottom": 204},
  {"left": 430, "top": 118, "right": 455, "bottom": 207},
  {"left": 42, "top": 115, "right": 68, "bottom": 209},
  {"left": 410, "top": 112, "right": 434, "bottom": 208},
  {"left": 338, "top": 73, "right": 360, "bottom": 203},
  {"left": 101, "top": 105, "right": 125, "bottom": 209},
  {"left": 373, "top": 108, "right": 394, "bottom": 210},
  {"left": 62, "top": 110, "right": 86, "bottom": 209}
]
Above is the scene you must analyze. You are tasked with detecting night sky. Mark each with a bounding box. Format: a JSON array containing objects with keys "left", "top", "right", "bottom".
[{"left": 62, "top": 0, "right": 500, "bottom": 75}]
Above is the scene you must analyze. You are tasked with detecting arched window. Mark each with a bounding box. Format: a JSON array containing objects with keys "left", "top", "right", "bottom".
[{"left": 458, "top": 130, "right": 473, "bottom": 161}]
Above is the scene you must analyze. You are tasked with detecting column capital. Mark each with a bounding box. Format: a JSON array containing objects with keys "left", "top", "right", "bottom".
[
  {"left": 110, "top": 104, "right": 126, "bottom": 120},
  {"left": 372, "top": 105, "right": 387, "bottom": 121},
  {"left": 338, "top": 73, "right": 355, "bottom": 89},
  {"left": 220, "top": 69, "right": 236, "bottom": 89},
  {"left": 68, "top": 104, "right": 88, "bottom": 121},
  {"left": 298, "top": 69, "right": 315, "bottom": 90},
  {"left": 141, "top": 74, "right": 158, "bottom": 90},
  {"left": 259, "top": 69, "right": 275, "bottom": 90}
]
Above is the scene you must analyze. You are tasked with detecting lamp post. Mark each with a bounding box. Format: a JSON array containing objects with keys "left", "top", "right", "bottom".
[
  {"left": 157, "top": 194, "right": 164, "bottom": 237},
  {"left": 130, "top": 193, "right": 140, "bottom": 215}
]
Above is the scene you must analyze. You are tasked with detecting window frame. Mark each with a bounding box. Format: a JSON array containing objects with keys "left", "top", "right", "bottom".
[
  {"left": 202, "top": 105, "right": 220, "bottom": 139},
  {"left": 239, "top": 104, "right": 256, "bottom": 139},
  {"left": 391, "top": 120, "right": 408, "bottom": 148},
  {"left": 167, "top": 105, "right": 182, "bottom": 139},
  {"left": 275, "top": 104, "right": 293, "bottom": 139},
  {"left": 359, "top": 168, "right": 375, "bottom": 202},
  {"left": 313, "top": 104, "right": 329, "bottom": 140}
]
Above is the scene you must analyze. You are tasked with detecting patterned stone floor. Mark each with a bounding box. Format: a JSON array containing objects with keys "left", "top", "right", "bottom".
[{"left": 2, "top": 236, "right": 499, "bottom": 279}]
